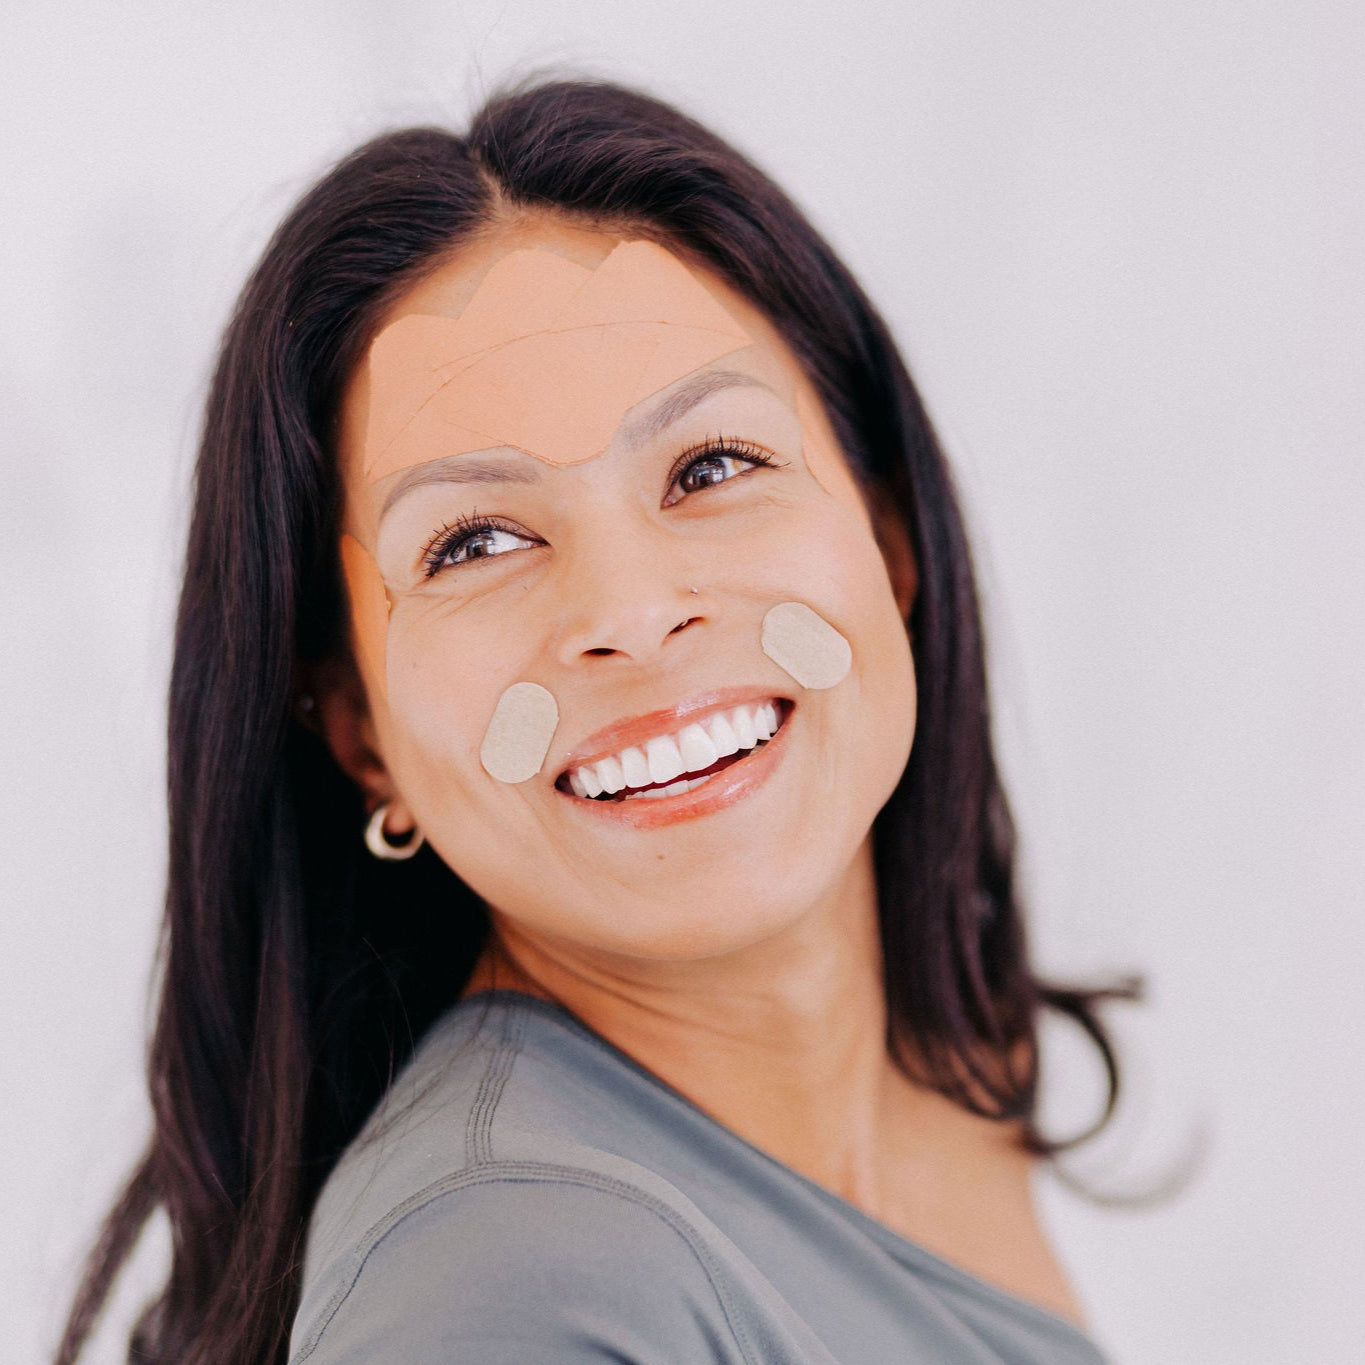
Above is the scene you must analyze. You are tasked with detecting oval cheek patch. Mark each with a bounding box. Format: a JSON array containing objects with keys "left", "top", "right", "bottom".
[
  {"left": 761, "top": 602, "right": 852, "bottom": 690},
  {"left": 480, "top": 682, "right": 560, "bottom": 783}
]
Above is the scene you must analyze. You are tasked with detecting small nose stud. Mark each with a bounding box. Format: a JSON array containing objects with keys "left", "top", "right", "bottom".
[{"left": 689, "top": 586, "right": 699, "bottom": 595}]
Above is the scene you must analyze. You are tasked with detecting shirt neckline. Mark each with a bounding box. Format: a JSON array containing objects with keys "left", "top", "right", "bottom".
[{"left": 452, "top": 989, "right": 1105, "bottom": 1354}]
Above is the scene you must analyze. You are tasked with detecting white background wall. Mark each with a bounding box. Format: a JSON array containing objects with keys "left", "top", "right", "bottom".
[{"left": 3, "top": 4, "right": 1360, "bottom": 1362}]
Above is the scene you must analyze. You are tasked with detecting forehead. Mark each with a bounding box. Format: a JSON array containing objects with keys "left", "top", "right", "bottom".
[{"left": 343, "top": 224, "right": 801, "bottom": 484}]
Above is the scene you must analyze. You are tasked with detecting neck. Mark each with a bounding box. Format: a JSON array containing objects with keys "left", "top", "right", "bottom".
[
  {"left": 463, "top": 841, "right": 910, "bottom": 1198},
  {"left": 460, "top": 848, "right": 1078, "bottom": 1328}
]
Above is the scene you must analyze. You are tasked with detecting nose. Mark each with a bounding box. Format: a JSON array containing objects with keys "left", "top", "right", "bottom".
[{"left": 551, "top": 525, "right": 705, "bottom": 667}]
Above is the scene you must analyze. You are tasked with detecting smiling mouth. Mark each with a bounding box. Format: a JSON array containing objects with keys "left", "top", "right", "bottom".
[{"left": 555, "top": 699, "right": 790, "bottom": 802}]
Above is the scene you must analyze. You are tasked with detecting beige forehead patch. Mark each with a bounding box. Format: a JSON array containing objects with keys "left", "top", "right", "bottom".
[
  {"left": 761, "top": 602, "right": 852, "bottom": 690},
  {"left": 480, "top": 682, "right": 561, "bottom": 784},
  {"left": 364, "top": 240, "right": 753, "bottom": 481}
]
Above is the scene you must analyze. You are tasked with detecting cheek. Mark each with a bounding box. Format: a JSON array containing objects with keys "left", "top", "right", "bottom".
[
  {"left": 379, "top": 597, "right": 531, "bottom": 804},
  {"left": 771, "top": 508, "right": 917, "bottom": 779},
  {"left": 736, "top": 496, "right": 906, "bottom": 664}
]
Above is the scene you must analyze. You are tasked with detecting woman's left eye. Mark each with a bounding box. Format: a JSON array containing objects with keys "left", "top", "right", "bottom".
[{"left": 663, "top": 441, "right": 777, "bottom": 507}]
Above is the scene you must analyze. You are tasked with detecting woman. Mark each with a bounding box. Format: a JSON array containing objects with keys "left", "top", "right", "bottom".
[{"left": 59, "top": 78, "right": 1137, "bottom": 1364}]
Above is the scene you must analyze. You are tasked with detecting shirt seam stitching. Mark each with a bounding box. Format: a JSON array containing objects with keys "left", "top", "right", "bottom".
[{"left": 464, "top": 995, "right": 522, "bottom": 1165}]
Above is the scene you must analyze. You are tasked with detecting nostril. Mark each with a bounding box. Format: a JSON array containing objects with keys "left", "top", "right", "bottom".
[{"left": 573, "top": 610, "right": 703, "bottom": 660}]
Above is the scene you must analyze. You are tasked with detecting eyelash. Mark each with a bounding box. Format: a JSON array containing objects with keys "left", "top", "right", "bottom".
[
  {"left": 661, "top": 436, "right": 780, "bottom": 501},
  {"left": 419, "top": 436, "right": 782, "bottom": 579}
]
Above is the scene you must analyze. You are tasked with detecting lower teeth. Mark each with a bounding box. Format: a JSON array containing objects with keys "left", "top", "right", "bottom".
[
  {"left": 597, "top": 737, "right": 769, "bottom": 802},
  {"left": 632, "top": 773, "right": 713, "bottom": 800}
]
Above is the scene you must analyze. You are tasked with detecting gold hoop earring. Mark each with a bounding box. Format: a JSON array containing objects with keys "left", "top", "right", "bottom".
[{"left": 364, "top": 803, "right": 424, "bottom": 861}]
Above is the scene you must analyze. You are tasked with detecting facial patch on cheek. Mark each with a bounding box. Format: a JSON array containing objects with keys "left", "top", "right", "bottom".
[
  {"left": 340, "top": 534, "right": 392, "bottom": 704},
  {"left": 480, "top": 682, "right": 560, "bottom": 784},
  {"left": 761, "top": 602, "right": 852, "bottom": 690}
]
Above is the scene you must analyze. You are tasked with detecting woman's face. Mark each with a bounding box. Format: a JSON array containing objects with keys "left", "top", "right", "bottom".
[{"left": 332, "top": 217, "right": 917, "bottom": 962}]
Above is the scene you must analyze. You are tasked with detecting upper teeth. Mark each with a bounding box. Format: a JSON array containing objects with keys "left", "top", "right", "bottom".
[{"left": 566, "top": 700, "right": 782, "bottom": 799}]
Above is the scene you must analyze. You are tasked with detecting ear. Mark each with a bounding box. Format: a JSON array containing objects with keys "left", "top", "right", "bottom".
[
  {"left": 867, "top": 484, "right": 919, "bottom": 623},
  {"left": 301, "top": 653, "right": 418, "bottom": 836}
]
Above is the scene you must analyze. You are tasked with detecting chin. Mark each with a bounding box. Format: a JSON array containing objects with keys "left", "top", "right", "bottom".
[{"left": 528, "top": 853, "right": 859, "bottom": 965}]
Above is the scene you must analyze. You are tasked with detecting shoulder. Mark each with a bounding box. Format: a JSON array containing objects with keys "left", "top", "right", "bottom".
[{"left": 288, "top": 1164, "right": 754, "bottom": 1364}]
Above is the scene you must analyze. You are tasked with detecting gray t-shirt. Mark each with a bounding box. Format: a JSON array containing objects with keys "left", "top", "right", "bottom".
[{"left": 289, "top": 991, "right": 1108, "bottom": 1363}]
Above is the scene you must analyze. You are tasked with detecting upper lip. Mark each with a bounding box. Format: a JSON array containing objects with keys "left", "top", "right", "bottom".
[{"left": 554, "top": 686, "right": 793, "bottom": 777}]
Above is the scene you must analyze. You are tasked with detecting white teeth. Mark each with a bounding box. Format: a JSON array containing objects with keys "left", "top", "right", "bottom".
[
  {"left": 644, "top": 734, "right": 685, "bottom": 786},
  {"left": 731, "top": 705, "right": 759, "bottom": 750},
  {"left": 704, "top": 711, "right": 740, "bottom": 758},
  {"left": 632, "top": 774, "right": 710, "bottom": 800},
  {"left": 566, "top": 700, "right": 786, "bottom": 799},
  {"left": 678, "top": 722, "right": 718, "bottom": 773},
  {"left": 619, "top": 745, "right": 651, "bottom": 789},
  {"left": 594, "top": 753, "right": 625, "bottom": 794}
]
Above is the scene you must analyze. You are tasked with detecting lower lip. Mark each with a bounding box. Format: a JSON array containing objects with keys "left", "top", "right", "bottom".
[{"left": 559, "top": 707, "right": 793, "bottom": 830}]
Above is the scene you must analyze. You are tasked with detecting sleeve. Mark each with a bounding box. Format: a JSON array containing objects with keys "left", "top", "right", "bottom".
[{"left": 289, "top": 1173, "right": 752, "bottom": 1365}]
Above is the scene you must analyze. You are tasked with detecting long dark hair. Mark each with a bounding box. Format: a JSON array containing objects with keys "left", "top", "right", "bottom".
[{"left": 58, "top": 77, "right": 1140, "bottom": 1364}]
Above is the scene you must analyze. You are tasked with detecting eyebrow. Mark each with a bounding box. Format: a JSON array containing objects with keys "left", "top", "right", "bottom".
[
  {"left": 377, "top": 368, "right": 769, "bottom": 520},
  {"left": 626, "top": 368, "right": 768, "bottom": 445},
  {"left": 380, "top": 453, "right": 541, "bottom": 519}
]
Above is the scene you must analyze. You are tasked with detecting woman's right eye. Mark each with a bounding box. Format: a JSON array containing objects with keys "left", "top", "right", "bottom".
[{"left": 422, "top": 519, "right": 539, "bottom": 577}]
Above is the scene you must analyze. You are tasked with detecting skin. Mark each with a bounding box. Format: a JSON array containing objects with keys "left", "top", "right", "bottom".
[{"left": 318, "top": 213, "right": 1086, "bottom": 1328}]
